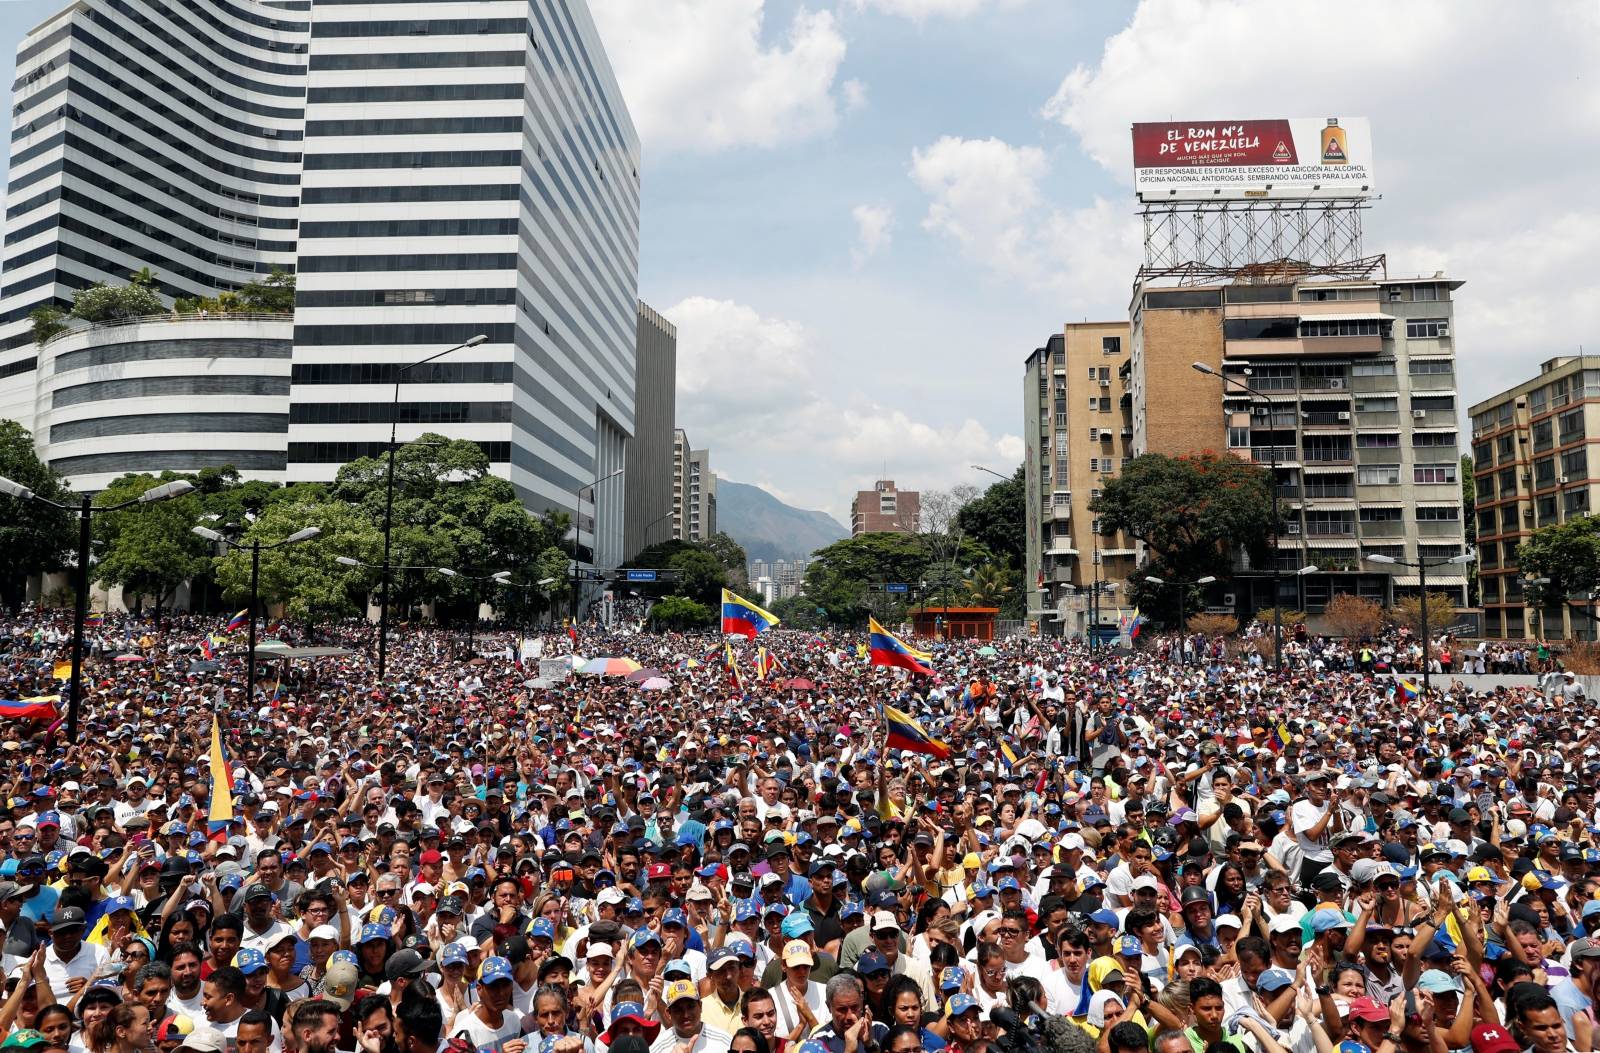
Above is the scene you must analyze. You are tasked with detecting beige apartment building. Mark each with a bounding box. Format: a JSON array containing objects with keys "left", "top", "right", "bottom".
[
  {"left": 1469, "top": 356, "right": 1600, "bottom": 640},
  {"left": 1025, "top": 273, "right": 1470, "bottom": 634},
  {"left": 1023, "top": 323, "right": 1138, "bottom": 635}
]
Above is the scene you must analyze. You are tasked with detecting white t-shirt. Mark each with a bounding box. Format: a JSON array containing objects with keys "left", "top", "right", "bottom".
[
  {"left": 649, "top": 1027, "right": 730, "bottom": 1053},
  {"left": 43, "top": 941, "right": 106, "bottom": 1002},
  {"left": 1290, "top": 799, "right": 1332, "bottom": 863},
  {"left": 449, "top": 1007, "right": 524, "bottom": 1053},
  {"left": 169, "top": 988, "right": 208, "bottom": 1026}
]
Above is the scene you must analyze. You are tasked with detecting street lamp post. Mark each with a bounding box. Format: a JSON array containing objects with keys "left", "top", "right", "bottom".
[
  {"left": 193, "top": 525, "right": 321, "bottom": 707},
  {"left": 377, "top": 334, "right": 487, "bottom": 683},
  {"left": 1144, "top": 574, "right": 1218, "bottom": 664},
  {"left": 570, "top": 468, "right": 624, "bottom": 627},
  {"left": 0, "top": 475, "right": 194, "bottom": 742},
  {"left": 1193, "top": 362, "right": 1286, "bottom": 673},
  {"left": 1364, "top": 552, "right": 1474, "bottom": 694}
]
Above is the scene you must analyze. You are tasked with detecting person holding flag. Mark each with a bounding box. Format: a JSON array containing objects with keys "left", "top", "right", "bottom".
[{"left": 721, "top": 589, "right": 780, "bottom": 637}]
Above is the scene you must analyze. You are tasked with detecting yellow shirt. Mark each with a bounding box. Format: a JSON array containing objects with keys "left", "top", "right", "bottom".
[{"left": 701, "top": 990, "right": 744, "bottom": 1037}]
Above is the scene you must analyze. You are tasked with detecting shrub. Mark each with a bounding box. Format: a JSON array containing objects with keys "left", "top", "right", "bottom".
[
  {"left": 1387, "top": 593, "right": 1458, "bottom": 638},
  {"left": 1186, "top": 613, "right": 1239, "bottom": 636},
  {"left": 1322, "top": 594, "right": 1385, "bottom": 641}
]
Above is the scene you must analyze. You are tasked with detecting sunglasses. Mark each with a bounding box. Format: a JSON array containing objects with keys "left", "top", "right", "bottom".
[{"left": 1376, "top": 881, "right": 1400, "bottom": 891}]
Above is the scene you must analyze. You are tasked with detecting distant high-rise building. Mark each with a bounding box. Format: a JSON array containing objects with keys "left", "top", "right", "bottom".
[
  {"left": 624, "top": 303, "right": 676, "bottom": 560},
  {"left": 1469, "top": 355, "right": 1600, "bottom": 640},
  {"left": 851, "top": 480, "right": 920, "bottom": 535},
  {"left": 670, "top": 431, "right": 716, "bottom": 542}
]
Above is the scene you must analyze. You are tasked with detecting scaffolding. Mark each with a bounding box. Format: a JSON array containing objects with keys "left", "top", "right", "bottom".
[{"left": 1139, "top": 197, "right": 1385, "bottom": 284}]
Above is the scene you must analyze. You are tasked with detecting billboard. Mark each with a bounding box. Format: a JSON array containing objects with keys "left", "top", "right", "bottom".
[{"left": 1132, "top": 118, "right": 1374, "bottom": 202}]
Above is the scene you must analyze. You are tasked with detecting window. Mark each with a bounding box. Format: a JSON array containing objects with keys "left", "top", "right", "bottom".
[
  {"left": 1355, "top": 397, "right": 1397, "bottom": 412},
  {"left": 1501, "top": 467, "right": 1519, "bottom": 494},
  {"left": 1356, "top": 433, "right": 1401, "bottom": 447},
  {"left": 1358, "top": 465, "right": 1400, "bottom": 485},
  {"left": 1562, "top": 448, "right": 1589, "bottom": 480},
  {"left": 1299, "top": 286, "right": 1373, "bottom": 301},
  {"left": 1099, "top": 397, "right": 1112, "bottom": 411},
  {"left": 1089, "top": 457, "right": 1100, "bottom": 471},
  {"left": 1537, "top": 494, "right": 1558, "bottom": 525},
  {"left": 1054, "top": 433, "right": 1069, "bottom": 453},
  {"left": 1566, "top": 489, "right": 1591, "bottom": 514},
  {"left": 1223, "top": 317, "right": 1299, "bottom": 340},
  {"left": 1352, "top": 360, "right": 1397, "bottom": 377},
  {"left": 1088, "top": 396, "right": 1099, "bottom": 410},
  {"left": 1102, "top": 336, "right": 1122, "bottom": 355},
  {"left": 1481, "top": 576, "right": 1501, "bottom": 603},
  {"left": 1410, "top": 396, "right": 1456, "bottom": 413},
  {"left": 1088, "top": 428, "right": 1099, "bottom": 441},
  {"left": 1559, "top": 408, "right": 1586, "bottom": 442},
  {"left": 1477, "top": 509, "right": 1497, "bottom": 533},
  {"left": 1414, "top": 432, "right": 1458, "bottom": 448},
  {"left": 1499, "top": 506, "right": 1520, "bottom": 531},
  {"left": 1408, "top": 359, "right": 1454, "bottom": 375},
  {"left": 1472, "top": 442, "right": 1493, "bottom": 465},
  {"left": 1145, "top": 289, "right": 1221, "bottom": 309},
  {"left": 1087, "top": 367, "right": 1098, "bottom": 379},
  {"left": 1301, "top": 319, "right": 1382, "bottom": 337},
  {"left": 1533, "top": 419, "right": 1554, "bottom": 451},
  {"left": 1406, "top": 283, "right": 1447, "bottom": 302},
  {"left": 1228, "top": 426, "right": 1250, "bottom": 448},
  {"left": 1535, "top": 457, "right": 1556, "bottom": 486},
  {"left": 1099, "top": 367, "right": 1111, "bottom": 380},
  {"left": 1227, "top": 285, "right": 1295, "bottom": 303},
  {"left": 1414, "top": 463, "right": 1457, "bottom": 484},
  {"left": 1406, "top": 319, "right": 1449, "bottom": 339},
  {"left": 1359, "top": 507, "right": 1402, "bottom": 522},
  {"left": 1415, "top": 507, "right": 1460, "bottom": 521}
]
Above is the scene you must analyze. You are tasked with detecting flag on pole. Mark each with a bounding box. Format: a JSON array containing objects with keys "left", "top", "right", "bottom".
[
  {"left": 882, "top": 704, "right": 951, "bottom": 759},
  {"left": 83, "top": 612, "right": 104, "bottom": 629},
  {"left": 721, "top": 589, "right": 780, "bottom": 638},
  {"left": 868, "top": 617, "right": 934, "bottom": 676},
  {"left": 999, "top": 739, "right": 1021, "bottom": 771},
  {"left": 1127, "top": 608, "right": 1146, "bottom": 639},
  {"left": 198, "top": 635, "right": 216, "bottom": 661},
  {"left": 207, "top": 714, "right": 234, "bottom": 841},
  {"left": 224, "top": 609, "right": 248, "bottom": 634},
  {"left": 1397, "top": 678, "right": 1420, "bottom": 701}
]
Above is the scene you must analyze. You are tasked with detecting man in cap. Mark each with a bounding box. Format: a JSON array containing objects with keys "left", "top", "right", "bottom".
[
  {"left": 448, "top": 956, "right": 523, "bottom": 1053},
  {"left": 699, "top": 947, "right": 746, "bottom": 1037},
  {"left": 1291, "top": 771, "right": 1336, "bottom": 886},
  {"left": 651, "top": 978, "right": 729, "bottom": 1053},
  {"left": 42, "top": 905, "right": 105, "bottom": 1001},
  {"left": 770, "top": 939, "right": 829, "bottom": 1040}
]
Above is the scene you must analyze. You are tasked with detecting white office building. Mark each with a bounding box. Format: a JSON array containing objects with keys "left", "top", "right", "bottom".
[{"left": 0, "top": 0, "right": 640, "bottom": 570}]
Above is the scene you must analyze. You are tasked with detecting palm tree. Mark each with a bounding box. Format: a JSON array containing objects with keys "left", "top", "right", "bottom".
[{"left": 964, "top": 564, "right": 1014, "bottom": 607}]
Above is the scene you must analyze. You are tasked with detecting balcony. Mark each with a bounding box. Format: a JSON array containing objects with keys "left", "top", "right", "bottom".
[
  {"left": 1355, "top": 446, "right": 1401, "bottom": 465},
  {"left": 1049, "top": 504, "right": 1073, "bottom": 522},
  {"left": 1412, "top": 409, "right": 1457, "bottom": 428},
  {"left": 1356, "top": 411, "right": 1400, "bottom": 427},
  {"left": 1304, "top": 522, "right": 1357, "bottom": 539},
  {"left": 1301, "top": 411, "right": 1353, "bottom": 429},
  {"left": 1302, "top": 445, "right": 1354, "bottom": 465},
  {"left": 1351, "top": 374, "right": 1399, "bottom": 393},
  {"left": 1410, "top": 373, "right": 1456, "bottom": 391},
  {"left": 1251, "top": 445, "right": 1297, "bottom": 464},
  {"left": 1303, "top": 485, "right": 1356, "bottom": 500},
  {"left": 1359, "top": 520, "right": 1405, "bottom": 537},
  {"left": 1417, "top": 520, "right": 1464, "bottom": 537},
  {"left": 1301, "top": 376, "right": 1353, "bottom": 394}
]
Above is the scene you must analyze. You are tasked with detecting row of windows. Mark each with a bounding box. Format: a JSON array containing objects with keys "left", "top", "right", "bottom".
[
  {"left": 296, "top": 252, "right": 516, "bottom": 273},
  {"left": 293, "top": 322, "right": 514, "bottom": 347},
  {"left": 49, "top": 411, "right": 288, "bottom": 441},
  {"left": 305, "top": 82, "right": 521, "bottom": 105},
  {"left": 1301, "top": 319, "right": 1383, "bottom": 338},
  {"left": 294, "top": 288, "right": 514, "bottom": 308},
  {"left": 142, "top": 0, "right": 307, "bottom": 55},
  {"left": 288, "top": 361, "right": 512, "bottom": 386},
  {"left": 526, "top": 0, "right": 632, "bottom": 166},
  {"left": 302, "top": 150, "right": 519, "bottom": 171},
  {"left": 53, "top": 338, "right": 289, "bottom": 373},
  {"left": 287, "top": 440, "right": 508, "bottom": 464},
  {"left": 311, "top": 18, "right": 527, "bottom": 37},
  {"left": 99, "top": 0, "right": 306, "bottom": 78},
  {"left": 307, "top": 50, "right": 522, "bottom": 71},
  {"left": 53, "top": 375, "right": 289, "bottom": 407},
  {"left": 304, "top": 116, "right": 521, "bottom": 138},
  {"left": 56, "top": 86, "right": 302, "bottom": 176},
  {"left": 51, "top": 449, "right": 286, "bottom": 474},
  {"left": 301, "top": 184, "right": 517, "bottom": 206},
  {"left": 288, "top": 401, "right": 511, "bottom": 425},
  {"left": 0, "top": 356, "right": 38, "bottom": 380},
  {"left": 32, "top": 205, "right": 262, "bottom": 283},
  {"left": 298, "top": 218, "right": 517, "bottom": 239}
]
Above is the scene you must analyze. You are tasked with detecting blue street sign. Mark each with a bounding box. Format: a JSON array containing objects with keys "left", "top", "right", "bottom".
[
  {"left": 885, "top": 583, "right": 909, "bottom": 593},
  {"left": 626, "top": 570, "right": 658, "bottom": 582}
]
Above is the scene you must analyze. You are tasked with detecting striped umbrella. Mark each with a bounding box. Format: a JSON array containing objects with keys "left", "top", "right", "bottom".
[{"left": 577, "top": 657, "right": 642, "bottom": 676}]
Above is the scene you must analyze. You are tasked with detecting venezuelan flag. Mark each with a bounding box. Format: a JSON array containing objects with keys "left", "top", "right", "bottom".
[
  {"left": 52, "top": 661, "right": 71, "bottom": 681},
  {"left": 1000, "top": 739, "right": 1021, "bottom": 771},
  {"left": 883, "top": 704, "right": 951, "bottom": 759},
  {"left": 83, "top": 612, "right": 104, "bottom": 629},
  {"left": 721, "top": 589, "right": 779, "bottom": 638},
  {"left": 1397, "top": 678, "right": 1420, "bottom": 701},
  {"left": 198, "top": 635, "right": 216, "bottom": 661},
  {"left": 754, "top": 646, "right": 768, "bottom": 681},
  {"left": 224, "top": 609, "right": 248, "bottom": 634},
  {"left": 1128, "top": 608, "right": 1146, "bottom": 639},
  {"left": 868, "top": 617, "right": 934, "bottom": 676},
  {"left": 207, "top": 714, "right": 234, "bottom": 841},
  {"left": 0, "top": 696, "right": 59, "bottom": 721},
  {"left": 1266, "top": 723, "right": 1292, "bottom": 752}
]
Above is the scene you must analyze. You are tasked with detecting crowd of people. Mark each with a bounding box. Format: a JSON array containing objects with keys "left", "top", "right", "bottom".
[{"left": 0, "top": 603, "right": 1592, "bottom": 1053}]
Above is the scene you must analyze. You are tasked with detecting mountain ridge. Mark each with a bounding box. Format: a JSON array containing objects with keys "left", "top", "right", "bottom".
[{"left": 715, "top": 477, "right": 848, "bottom": 562}]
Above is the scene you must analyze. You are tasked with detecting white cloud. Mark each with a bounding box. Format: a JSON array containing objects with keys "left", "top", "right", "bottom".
[
  {"left": 1036, "top": 0, "right": 1600, "bottom": 409},
  {"left": 850, "top": 204, "right": 893, "bottom": 267},
  {"left": 841, "top": 78, "right": 868, "bottom": 113},
  {"left": 668, "top": 296, "right": 1022, "bottom": 518},
  {"left": 587, "top": 0, "right": 848, "bottom": 153},
  {"left": 848, "top": 0, "right": 1031, "bottom": 20},
  {"left": 910, "top": 136, "right": 1141, "bottom": 314}
]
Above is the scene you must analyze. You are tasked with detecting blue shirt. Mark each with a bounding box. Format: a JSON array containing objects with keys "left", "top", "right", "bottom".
[{"left": 17, "top": 886, "right": 57, "bottom": 925}]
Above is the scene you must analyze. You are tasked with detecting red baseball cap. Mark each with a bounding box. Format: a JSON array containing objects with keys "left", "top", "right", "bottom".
[
  {"left": 645, "top": 863, "right": 671, "bottom": 881},
  {"left": 418, "top": 850, "right": 442, "bottom": 865},
  {"left": 1345, "top": 997, "right": 1390, "bottom": 1024},
  {"left": 1471, "top": 1026, "right": 1519, "bottom": 1053}
]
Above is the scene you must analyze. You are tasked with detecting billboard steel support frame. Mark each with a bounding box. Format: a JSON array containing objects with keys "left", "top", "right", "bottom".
[{"left": 1138, "top": 198, "right": 1384, "bottom": 285}]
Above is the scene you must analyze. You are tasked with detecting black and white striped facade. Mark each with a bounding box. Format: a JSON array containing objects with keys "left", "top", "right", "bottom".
[
  {"left": 0, "top": 0, "right": 641, "bottom": 572},
  {"left": 286, "top": 0, "right": 640, "bottom": 569},
  {"left": 0, "top": 0, "right": 308, "bottom": 430}
]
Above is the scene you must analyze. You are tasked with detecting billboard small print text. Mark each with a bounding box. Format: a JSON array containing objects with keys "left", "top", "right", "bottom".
[{"left": 1132, "top": 118, "right": 1374, "bottom": 202}]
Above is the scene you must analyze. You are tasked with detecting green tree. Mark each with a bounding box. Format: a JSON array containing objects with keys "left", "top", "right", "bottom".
[
  {"left": 211, "top": 487, "right": 382, "bottom": 624},
  {"left": 29, "top": 306, "right": 68, "bottom": 344},
  {"left": 768, "top": 594, "right": 823, "bottom": 630},
  {"left": 1518, "top": 516, "right": 1600, "bottom": 608},
  {"left": 0, "top": 421, "right": 75, "bottom": 612},
  {"left": 1092, "top": 453, "right": 1274, "bottom": 601},
  {"left": 70, "top": 280, "right": 163, "bottom": 324},
  {"left": 956, "top": 465, "right": 1025, "bottom": 568},
  {"left": 237, "top": 268, "right": 296, "bottom": 313},
  {"left": 91, "top": 473, "right": 209, "bottom": 615},
  {"left": 804, "top": 531, "right": 992, "bottom": 626},
  {"left": 668, "top": 548, "right": 727, "bottom": 606},
  {"left": 701, "top": 532, "right": 749, "bottom": 587},
  {"left": 650, "top": 595, "right": 713, "bottom": 630},
  {"left": 964, "top": 564, "right": 1015, "bottom": 608}
]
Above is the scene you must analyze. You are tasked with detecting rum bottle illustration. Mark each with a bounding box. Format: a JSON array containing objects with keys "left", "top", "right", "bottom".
[{"left": 1320, "top": 118, "right": 1348, "bottom": 164}]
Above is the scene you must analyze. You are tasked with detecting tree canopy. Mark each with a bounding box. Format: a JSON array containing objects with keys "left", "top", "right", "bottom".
[
  {"left": 1518, "top": 516, "right": 1600, "bottom": 601},
  {"left": 0, "top": 422, "right": 75, "bottom": 611}
]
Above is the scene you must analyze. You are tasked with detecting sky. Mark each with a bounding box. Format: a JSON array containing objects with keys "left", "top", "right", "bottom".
[{"left": 4, "top": 0, "right": 1599, "bottom": 523}]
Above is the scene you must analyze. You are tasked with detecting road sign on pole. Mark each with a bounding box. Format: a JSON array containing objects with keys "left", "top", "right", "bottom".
[
  {"left": 885, "top": 583, "right": 909, "bottom": 593},
  {"left": 625, "top": 570, "right": 658, "bottom": 582}
]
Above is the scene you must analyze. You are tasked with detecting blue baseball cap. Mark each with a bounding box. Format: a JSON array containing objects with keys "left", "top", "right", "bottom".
[
  {"left": 104, "top": 895, "right": 135, "bottom": 914},
  {"left": 1118, "top": 934, "right": 1142, "bottom": 957},
  {"left": 661, "top": 908, "right": 687, "bottom": 929},
  {"left": 856, "top": 950, "right": 890, "bottom": 976},
  {"left": 529, "top": 918, "right": 556, "bottom": 941},
  {"left": 1257, "top": 968, "right": 1295, "bottom": 993},
  {"left": 630, "top": 929, "right": 662, "bottom": 950},
  {"left": 233, "top": 948, "right": 267, "bottom": 975},
  {"left": 358, "top": 923, "right": 391, "bottom": 944},
  {"left": 839, "top": 901, "right": 863, "bottom": 920},
  {"left": 780, "top": 914, "right": 814, "bottom": 939},
  {"left": 441, "top": 943, "right": 470, "bottom": 967},
  {"left": 945, "top": 994, "right": 980, "bottom": 1018},
  {"left": 734, "top": 900, "right": 760, "bottom": 923},
  {"left": 624, "top": 897, "right": 645, "bottom": 915},
  {"left": 478, "top": 956, "right": 514, "bottom": 986},
  {"left": 939, "top": 966, "right": 965, "bottom": 991},
  {"left": 330, "top": 949, "right": 359, "bottom": 966},
  {"left": 997, "top": 876, "right": 1021, "bottom": 892},
  {"left": 309, "top": 842, "right": 333, "bottom": 855},
  {"left": 1087, "top": 908, "right": 1119, "bottom": 926}
]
